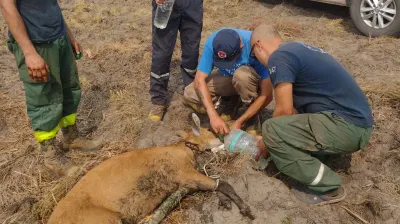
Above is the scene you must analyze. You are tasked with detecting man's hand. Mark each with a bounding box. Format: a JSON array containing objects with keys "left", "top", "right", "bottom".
[
  {"left": 65, "top": 23, "right": 82, "bottom": 56},
  {"left": 70, "top": 39, "right": 82, "bottom": 55},
  {"left": 230, "top": 120, "right": 243, "bottom": 130},
  {"left": 25, "top": 51, "right": 49, "bottom": 82},
  {"left": 155, "top": 0, "right": 165, "bottom": 5},
  {"left": 255, "top": 135, "right": 269, "bottom": 161},
  {"left": 210, "top": 115, "right": 229, "bottom": 136}
]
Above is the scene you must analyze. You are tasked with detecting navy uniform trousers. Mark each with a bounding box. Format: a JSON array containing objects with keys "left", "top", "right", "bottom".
[{"left": 150, "top": 0, "right": 203, "bottom": 105}]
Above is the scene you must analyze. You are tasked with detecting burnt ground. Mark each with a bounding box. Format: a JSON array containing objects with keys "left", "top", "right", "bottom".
[{"left": 1, "top": 0, "right": 400, "bottom": 223}]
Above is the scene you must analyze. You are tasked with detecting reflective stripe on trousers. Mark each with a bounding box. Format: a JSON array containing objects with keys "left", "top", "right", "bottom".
[
  {"left": 34, "top": 113, "right": 77, "bottom": 143},
  {"left": 183, "top": 68, "right": 196, "bottom": 75},
  {"left": 151, "top": 72, "right": 170, "bottom": 79},
  {"left": 310, "top": 163, "right": 325, "bottom": 186}
]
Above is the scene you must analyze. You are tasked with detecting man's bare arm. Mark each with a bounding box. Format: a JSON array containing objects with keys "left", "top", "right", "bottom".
[
  {"left": 194, "top": 71, "right": 218, "bottom": 117},
  {"left": 1, "top": 0, "right": 49, "bottom": 82},
  {"left": 233, "top": 78, "right": 273, "bottom": 128},
  {"left": 1, "top": 0, "right": 35, "bottom": 56},
  {"left": 64, "top": 22, "right": 82, "bottom": 55},
  {"left": 194, "top": 71, "right": 229, "bottom": 134},
  {"left": 273, "top": 82, "right": 297, "bottom": 117}
]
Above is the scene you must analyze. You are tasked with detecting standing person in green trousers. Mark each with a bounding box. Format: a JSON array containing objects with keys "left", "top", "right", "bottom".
[
  {"left": 1, "top": 0, "right": 103, "bottom": 177},
  {"left": 250, "top": 25, "right": 374, "bottom": 205}
]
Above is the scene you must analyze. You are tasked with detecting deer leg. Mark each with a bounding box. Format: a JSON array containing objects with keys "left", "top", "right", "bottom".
[
  {"left": 216, "top": 181, "right": 255, "bottom": 220},
  {"left": 178, "top": 172, "right": 232, "bottom": 210},
  {"left": 178, "top": 170, "right": 218, "bottom": 191},
  {"left": 178, "top": 171, "right": 254, "bottom": 220},
  {"left": 216, "top": 192, "right": 232, "bottom": 210}
]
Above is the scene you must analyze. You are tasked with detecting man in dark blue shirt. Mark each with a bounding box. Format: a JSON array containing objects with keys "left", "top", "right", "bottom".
[
  {"left": 250, "top": 24, "right": 373, "bottom": 205},
  {"left": 1, "top": 0, "right": 102, "bottom": 178}
]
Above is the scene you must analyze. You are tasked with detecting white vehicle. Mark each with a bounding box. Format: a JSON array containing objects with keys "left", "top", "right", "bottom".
[{"left": 311, "top": 0, "right": 400, "bottom": 36}]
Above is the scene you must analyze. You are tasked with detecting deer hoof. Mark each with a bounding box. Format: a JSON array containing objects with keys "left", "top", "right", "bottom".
[
  {"left": 240, "top": 206, "right": 255, "bottom": 220},
  {"left": 218, "top": 198, "right": 232, "bottom": 210}
]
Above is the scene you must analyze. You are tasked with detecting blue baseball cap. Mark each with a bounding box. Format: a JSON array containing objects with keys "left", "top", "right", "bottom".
[{"left": 212, "top": 29, "right": 242, "bottom": 69}]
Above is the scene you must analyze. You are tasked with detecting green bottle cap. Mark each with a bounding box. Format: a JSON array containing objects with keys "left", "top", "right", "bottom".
[
  {"left": 218, "top": 124, "right": 229, "bottom": 141},
  {"left": 76, "top": 52, "right": 83, "bottom": 60}
]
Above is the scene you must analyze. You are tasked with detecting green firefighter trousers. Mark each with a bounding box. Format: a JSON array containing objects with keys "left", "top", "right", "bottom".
[
  {"left": 262, "top": 112, "right": 373, "bottom": 193},
  {"left": 7, "top": 36, "right": 81, "bottom": 143}
]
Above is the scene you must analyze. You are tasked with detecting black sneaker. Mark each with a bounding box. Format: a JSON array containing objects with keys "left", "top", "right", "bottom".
[
  {"left": 235, "top": 101, "right": 261, "bottom": 135},
  {"left": 215, "top": 96, "right": 238, "bottom": 122}
]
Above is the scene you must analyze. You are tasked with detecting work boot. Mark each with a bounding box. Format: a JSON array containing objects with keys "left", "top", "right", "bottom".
[
  {"left": 245, "top": 114, "right": 261, "bottom": 135},
  {"left": 215, "top": 96, "right": 237, "bottom": 122},
  {"left": 148, "top": 104, "right": 166, "bottom": 122},
  {"left": 62, "top": 124, "right": 103, "bottom": 152},
  {"left": 41, "top": 139, "right": 80, "bottom": 177},
  {"left": 183, "top": 101, "right": 207, "bottom": 114},
  {"left": 235, "top": 102, "right": 261, "bottom": 135}
]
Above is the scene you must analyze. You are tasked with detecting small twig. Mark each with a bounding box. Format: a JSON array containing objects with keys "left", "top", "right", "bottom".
[
  {"left": 341, "top": 206, "right": 370, "bottom": 224},
  {"left": 13, "top": 170, "right": 33, "bottom": 179},
  {"left": 353, "top": 199, "right": 370, "bottom": 205},
  {"left": 362, "top": 183, "right": 373, "bottom": 188},
  {"left": 28, "top": 160, "right": 34, "bottom": 170},
  {"left": 38, "top": 169, "right": 42, "bottom": 186},
  {"left": 51, "top": 191, "right": 58, "bottom": 205},
  {"left": 384, "top": 204, "right": 400, "bottom": 208},
  {"left": 273, "top": 172, "right": 281, "bottom": 178},
  {"left": 87, "top": 109, "right": 93, "bottom": 120},
  {"left": 2, "top": 213, "right": 21, "bottom": 224},
  {"left": 243, "top": 175, "right": 249, "bottom": 190}
]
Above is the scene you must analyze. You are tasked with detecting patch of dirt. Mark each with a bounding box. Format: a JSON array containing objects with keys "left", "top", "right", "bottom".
[{"left": 1, "top": 0, "right": 400, "bottom": 223}]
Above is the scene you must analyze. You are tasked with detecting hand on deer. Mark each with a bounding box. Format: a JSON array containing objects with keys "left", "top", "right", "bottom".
[{"left": 210, "top": 115, "right": 229, "bottom": 136}]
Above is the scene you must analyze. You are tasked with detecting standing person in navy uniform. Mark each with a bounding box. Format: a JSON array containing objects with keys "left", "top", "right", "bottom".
[{"left": 149, "top": 0, "right": 203, "bottom": 122}]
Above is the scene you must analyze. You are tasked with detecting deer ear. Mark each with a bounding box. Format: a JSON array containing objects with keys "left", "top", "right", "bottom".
[
  {"left": 189, "top": 113, "right": 201, "bottom": 136},
  {"left": 191, "top": 126, "right": 201, "bottom": 136}
]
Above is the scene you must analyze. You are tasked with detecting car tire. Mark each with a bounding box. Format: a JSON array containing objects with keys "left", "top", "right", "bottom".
[{"left": 350, "top": 0, "right": 400, "bottom": 37}]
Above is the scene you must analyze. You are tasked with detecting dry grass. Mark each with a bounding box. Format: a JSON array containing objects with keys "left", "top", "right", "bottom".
[
  {"left": 362, "top": 83, "right": 400, "bottom": 108},
  {"left": 1, "top": 0, "right": 400, "bottom": 223},
  {"left": 31, "top": 171, "right": 85, "bottom": 223}
]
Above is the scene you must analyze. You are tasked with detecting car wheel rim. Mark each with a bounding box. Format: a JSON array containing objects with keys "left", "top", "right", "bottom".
[{"left": 360, "top": 0, "right": 397, "bottom": 29}]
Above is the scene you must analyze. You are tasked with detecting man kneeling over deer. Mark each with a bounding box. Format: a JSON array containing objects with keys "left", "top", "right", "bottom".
[{"left": 48, "top": 121, "right": 254, "bottom": 224}]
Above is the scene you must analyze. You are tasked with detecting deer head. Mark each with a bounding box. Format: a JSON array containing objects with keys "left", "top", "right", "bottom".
[{"left": 176, "top": 113, "right": 223, "bottom": 152}]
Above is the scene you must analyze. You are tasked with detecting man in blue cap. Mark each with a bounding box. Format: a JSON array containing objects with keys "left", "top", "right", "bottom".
[{"left": 183, "top": 28, "right": 273, "bottom": 135}]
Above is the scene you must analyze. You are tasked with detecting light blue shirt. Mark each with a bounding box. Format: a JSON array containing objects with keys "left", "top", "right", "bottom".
[{"left": 197, "top": 28, "right": 270, "bottom": 80}]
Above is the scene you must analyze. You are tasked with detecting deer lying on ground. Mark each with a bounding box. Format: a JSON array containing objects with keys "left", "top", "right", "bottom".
[{"left": 47, "top": 117, "right": 254, "bottom": 224}]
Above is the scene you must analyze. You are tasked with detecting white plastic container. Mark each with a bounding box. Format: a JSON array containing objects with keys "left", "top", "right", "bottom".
[
  {"left": 224, "top": 129, "right": 259, "bottom": 158},
  {"left": 154, "top": 0, "right": 175, "bottom": 29}
]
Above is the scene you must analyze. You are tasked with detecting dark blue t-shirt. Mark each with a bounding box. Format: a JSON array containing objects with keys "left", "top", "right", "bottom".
[
  {"left": 10, "top": 0, "right": 66, "bottom": 43},
  {"left": 268, "top": 42, "right": 373, "bottom": 128}
]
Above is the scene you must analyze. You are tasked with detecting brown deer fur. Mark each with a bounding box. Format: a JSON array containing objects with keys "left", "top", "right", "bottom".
[{"left": 47, "top": 128, "right": 254, "bottom": 224}]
